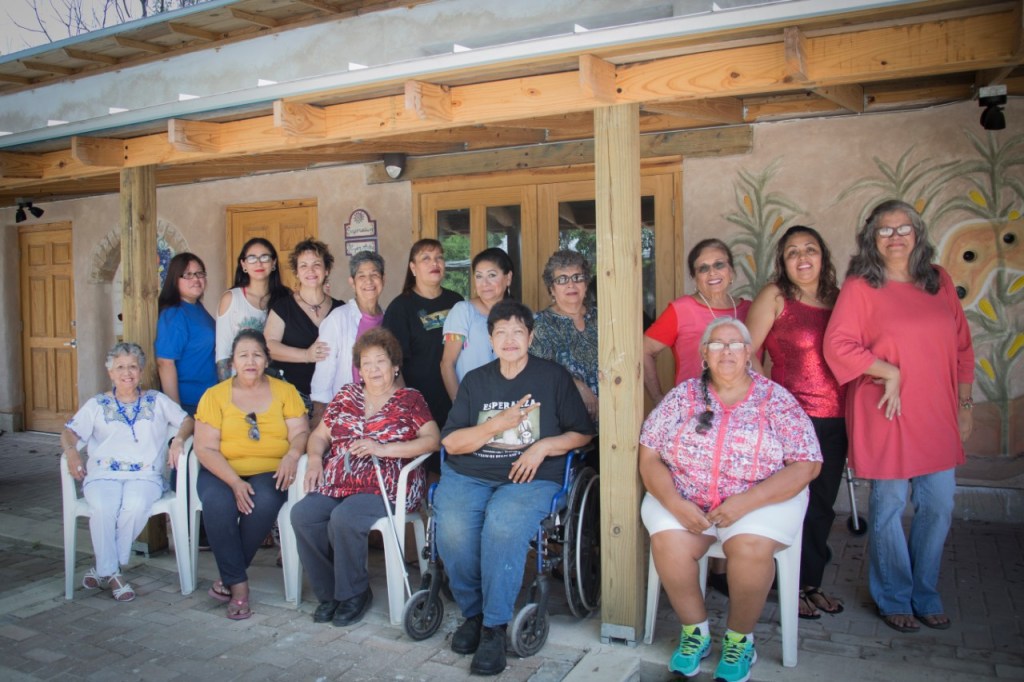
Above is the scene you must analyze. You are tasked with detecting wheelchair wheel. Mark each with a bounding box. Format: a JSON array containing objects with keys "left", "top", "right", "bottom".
[
  {"left": 510, "top": 603, "right": 549, "bottom": 657},
  {"left": 562, "top": 466, "right": 600, "bottom": 618},
  {"left": 403, "top": 589, "right": 444, "bottom": 641}
]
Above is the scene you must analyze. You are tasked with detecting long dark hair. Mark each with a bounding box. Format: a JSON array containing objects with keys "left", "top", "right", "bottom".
[
  {"left": 772, "top": 225, "right": 839, "bottom": 306},
  {"left": 402, "top": 238, "right": 444, "bottom": 295},
  {"left": 158, "top": 252, "right": 206, "bottom": 312},
  {"left": 231, "top": 237, "right": 289, "bottom": 305},
  {"left": 847, "top": 200, "right": 939, "bottom": 294},
  {"left": 472, "top": 247, "right": 515, "bottom": 299}
]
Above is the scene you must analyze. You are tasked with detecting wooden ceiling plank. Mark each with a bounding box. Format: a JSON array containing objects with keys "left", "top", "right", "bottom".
[
  {"left": 365, "top": 125, "right": 751, "bottom": 183},
  {"left": 642, "top": 98, "right": 745, "bottom": 123},
  {"left": 20, "top": 60, "right": 78, "bottom": 76},
  {"left": 167, "top": 22, "right": 221, "bottom": 42},
  {"left": 0, "top": 152, "right": 45, "bottom": 179},
  {"left": 814, "top": 83, "right": 865, "bottom": 112},
  {"left": 405, "top": 81, "right": 453, "bottom": 121},
  {"left": 274, "top": 100, "right": 328, "bottom": 137},
  {"left": 167, "top": 119, "right": 224, "bottom": 153},
  {"left": 71, "top": 137, "right": 126, "bottom": 167},
  {"left": 579, "top": 54, "right": 618, "bottom": 104},
  {"left": 0, "top": 73, "right": 33, "bottom": 85},
  {"left": 114, "top": 36, "right": 169, "bottom": 54},
  {"left": 63, "top": 48, "right": 120, "bottom": 66},
  {"left": 230, "top": 8, "right": 280, "bottom": 29},
  {"left": 784, "top": 27, "right": 809, "bottom": 82},
  {"left": 291, "top": 0, "right": 344, "bottom": 14},
  {"left": 976, "top": 2, "right": 1024, "bottom": 87}
]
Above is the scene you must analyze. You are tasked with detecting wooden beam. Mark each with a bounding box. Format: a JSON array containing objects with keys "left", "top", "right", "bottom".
[
  {"left": 113, "top": 36, "right": 168, "bottom": 54},
  {"left": 274, "top": 100, "right": 327, "bottom": 138},
  {"left": 291, "top": 0, "right": 344, "bottom": 14},
  {"left": 167, "top": 119, "right": 224, "bottom": 153},
  {"left": 20, "top": 60, "right": 77, "bottom": 76},
  {"left": 642, "top": 97, "right": 745, "bottom": 123},
  {"left": 578, "top": 54, "right": 618, "bottom": 104},
  {"left": 230, "top": 8, "right": 279, "bottom": 28},
  {"left": 0, "top": 73, "right": 32, "bottom": 85},
  {"left": 404, "top": 81, "right": 453, "bottom": 121},
  {"left": 784, "top": 26, "right": 809, "bottom": 82},
  {"left": 63, "top": 47, "right": 119, "bottom": 65},
  {"left": 365, "top": 125, "right": 751, "bottom": 183},
  {"left": 595, "top": 102, "right": 644, "bottom": 644},
  {"left": 166, "top": 22, "right": 221, "bottom": 42},
  {"left": 814, "top": 83, "right": 865, "bottom": 112},
  {"left": 0, "top": 152, "right": 44, "bottom": 179},
  {"left": 71, "top": 137, "right": 126, "bottom": 167}
]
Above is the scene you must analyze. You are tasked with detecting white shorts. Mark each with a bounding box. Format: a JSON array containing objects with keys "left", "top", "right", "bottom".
[{"left": 641, "top": 489, "right": 808, "bottom": 547}]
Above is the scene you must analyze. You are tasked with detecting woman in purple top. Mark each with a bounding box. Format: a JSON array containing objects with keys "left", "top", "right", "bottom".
[{"left": 746, "top": 225, "right": 846, "bottom": 619}]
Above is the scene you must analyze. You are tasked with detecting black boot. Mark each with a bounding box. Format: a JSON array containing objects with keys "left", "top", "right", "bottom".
[
  {"left": 451, "top": 613, "right": 484, "bottom": 654},
  {"left": 470, "top": 625, "right": 507, "bottom": 676}
]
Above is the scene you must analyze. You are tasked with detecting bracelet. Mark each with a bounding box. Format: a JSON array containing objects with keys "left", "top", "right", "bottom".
[{"left": 959, "top": 397, "right": 973, "bottom": 410}]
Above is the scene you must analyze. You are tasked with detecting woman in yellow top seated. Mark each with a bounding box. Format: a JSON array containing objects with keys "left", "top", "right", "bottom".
[{"left": 195, "top": 329, "right": 310, "bottom": 620}]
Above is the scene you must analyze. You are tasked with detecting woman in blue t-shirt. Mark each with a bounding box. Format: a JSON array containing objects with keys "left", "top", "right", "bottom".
[{"left": 156, "top": 253, "right": 217, "bottom": 417}]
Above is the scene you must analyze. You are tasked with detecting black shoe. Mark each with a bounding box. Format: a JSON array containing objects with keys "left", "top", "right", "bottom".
[
  {"left": 470, "top": 625, "right": 507, "bottom": 676},
  {"left": 451, "top": 613, "right": 484, "bottom": 654},
  {"left": 708, "top": 571, "right": 730, "bottom": 597},
  {"left": 313, "top": 599, "right": 340, "bottom": 623},
  {"left": 332, "top": 588, "right": 372, "bottom": 627}
]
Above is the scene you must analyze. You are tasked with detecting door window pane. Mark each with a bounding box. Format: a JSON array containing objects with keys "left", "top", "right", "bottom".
[
  {"left": 486, "top": 205, "right": 522, "bottom": 301},
  {"left": 557, "top": 196, "right": 656, "bottom": 321},
  {"left": 438, "top": 208, "right": 471, "bottom": 298}
]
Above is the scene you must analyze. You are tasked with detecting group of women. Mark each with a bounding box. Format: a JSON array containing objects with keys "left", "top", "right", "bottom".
[
  {"left": 642, "top": 199, "right": 972, "bottom": 681},
  {"left": 61, "top": 197, "right": 972, "bottom": 679}
]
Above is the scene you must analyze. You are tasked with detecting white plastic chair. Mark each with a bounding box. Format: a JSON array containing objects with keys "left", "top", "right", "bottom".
[
  {"left": 187, "top": 447, "right": 303, "bottom": 602},
  {"left": 643, "top": 526, "right": 802, "bottom": 667},
  {"left": 61, "top": 437, "right": 195, "bottom": 599},
  {"left": 283, "top": 451, "right": 429, "bottom": 624}
]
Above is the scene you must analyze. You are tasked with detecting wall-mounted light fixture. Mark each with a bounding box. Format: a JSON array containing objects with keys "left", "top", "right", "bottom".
[
  {"left": 15, "top": 198, "right": 44, "bottom": 223},
  {"left": 979, "top": 84, "right": 1007, "bottom": 131},
  {"left": 383, "top": 153, "right": 407, "bottom": 179}
]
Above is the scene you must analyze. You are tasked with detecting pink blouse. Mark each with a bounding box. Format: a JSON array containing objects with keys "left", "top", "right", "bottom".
[
  {"left": 646, "top": 296, "right": 752, "bottom": 385},
  {"left": 640, "top": 373, "right": 822, "bottom": 511}
]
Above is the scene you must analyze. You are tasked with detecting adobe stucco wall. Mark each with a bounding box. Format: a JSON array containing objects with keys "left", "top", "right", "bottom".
[{"left": 0, "top": 163, "right": 411, "bottom": 422}]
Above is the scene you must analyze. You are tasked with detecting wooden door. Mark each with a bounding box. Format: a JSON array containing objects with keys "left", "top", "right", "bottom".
[
  {"left": 226, "top": 200, "right": 318, "bottom": 291},
  {"left": 20, "top": 222, "right": 78, "bottom": 432}
]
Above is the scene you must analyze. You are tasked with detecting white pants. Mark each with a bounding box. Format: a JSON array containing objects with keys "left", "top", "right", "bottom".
[{"left": 82, "top": 478, "right": 162, "bottom": 576}]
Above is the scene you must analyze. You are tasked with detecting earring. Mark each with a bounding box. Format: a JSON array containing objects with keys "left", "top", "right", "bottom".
[
  {"left": 394, "top": 369, "right": 400, "bottom": 378},
  {"left": 746, "top": 359, "right": 753, "bottom": 370},
  {"left": 701, "top": 359, "right": 709, "bottom": 370}
]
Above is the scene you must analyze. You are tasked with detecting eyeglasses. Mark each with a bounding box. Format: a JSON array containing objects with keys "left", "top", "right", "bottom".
[
  {"left": 876, "top": 224, "right": 913, "bottom": 238},
  {"left": 705, "top": 341, "right": 747, "bottom": 352},
  {"left": 181, "top": 271, "right": 207, "bottom": 280},
  {"left": 552, "top": 273, "right": 587, "bottom": 286},
  {"left": 243, "top": 254, "right": 274, "bottom": 264},
  {"left": 695, "top": 261, "right": 729, "bottom": 275},
  {"left": 244, "top": 412, "right": 260, "bottom": 441}
]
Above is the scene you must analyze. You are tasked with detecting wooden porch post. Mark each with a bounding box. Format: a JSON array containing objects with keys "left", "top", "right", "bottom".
[
  {"left": 595, "top": 103, "right": 644, "bottom": 643},
  {"left": 120, "top": 165, "right": 166, "bottom": 553}
]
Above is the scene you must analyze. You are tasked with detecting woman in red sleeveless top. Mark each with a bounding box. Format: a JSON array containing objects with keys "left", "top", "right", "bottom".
[{"left": 746, "top": 225, "right": 847, "bottom": 619}]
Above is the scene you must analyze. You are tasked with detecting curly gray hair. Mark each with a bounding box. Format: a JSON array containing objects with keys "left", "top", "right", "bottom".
[
  {"left": 541, "top": 249, "right": 591, "bottom": 293},
  {"left": 348, "top": 250, "right": 385, "bottom": 278},
  {"left": 105, "top": 342, "right": 146, "bottom": 370},
  {"left": 699, "top": 317, "right": 752, "bottom": 354}
]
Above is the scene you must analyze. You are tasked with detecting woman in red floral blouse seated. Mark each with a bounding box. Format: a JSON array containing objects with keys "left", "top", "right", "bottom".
[{"left": 290, "top": 327, "right": 440, "bottom": 627}]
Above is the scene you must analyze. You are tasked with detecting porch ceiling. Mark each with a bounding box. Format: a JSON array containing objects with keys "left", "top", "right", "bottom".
[{"left": 1, "top": 0, "right": 1022, "bottom": 207}]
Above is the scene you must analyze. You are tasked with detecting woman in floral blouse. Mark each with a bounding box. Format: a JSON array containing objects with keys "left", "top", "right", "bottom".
[
  {"left": 639, "top": 318, "right": 821, "bottom": 682},
  {"left": 290, "top": 327, "right": 440, "bottom": 627}
]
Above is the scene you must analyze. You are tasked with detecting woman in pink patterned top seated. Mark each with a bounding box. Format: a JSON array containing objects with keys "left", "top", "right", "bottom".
[
  {"left": 290, "top": 327, "right": 440, "bottom": 628},
  {"left": 639, "top": 317, "right": 821, "bottom": 682}
]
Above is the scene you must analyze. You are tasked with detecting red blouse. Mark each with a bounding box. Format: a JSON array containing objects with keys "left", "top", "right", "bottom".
[{"left": 318, "top": 384, "right": 432, "bottom": 511}]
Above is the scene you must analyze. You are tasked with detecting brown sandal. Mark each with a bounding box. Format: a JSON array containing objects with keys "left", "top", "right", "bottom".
[
  {"left": 227, "top": 597, "right": 251, "bottom": 620},
  {"left": 798, "top": 590, "right": 822, "bottom": 620},
  {"left": 803, "top": 586, "right": 844, "bottom": 615}
]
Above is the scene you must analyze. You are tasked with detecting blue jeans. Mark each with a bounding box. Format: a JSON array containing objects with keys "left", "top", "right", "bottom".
[
  {"left": 434, "top": 462, "right": 560, "bottom": 628},
  {"left": 868, "top": 468, "right": 955, "bottom": 617},
  {"left": 197, "top": 468, "right": 286, "bottom": 587}
]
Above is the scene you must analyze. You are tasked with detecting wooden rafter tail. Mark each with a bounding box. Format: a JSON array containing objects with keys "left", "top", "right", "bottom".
[
  {"left": 274, "top": 101, "right": 328, "bottom": 138},
  {"left": 642, "top": 98, "right": 746, "bottom": 124},
  {"left": 71, "top": 137, "right": 127, "bottom": 168},
  {"left": 578, "top": 55, "right": 618, "bottom": 104},
  {"left": 404, "top": 81, "right": 453, "bottom": 121},
  {"left": 167, "top": 119, "right": 224, "bottom": 154},
  {"left": 0, "top": 152, "right": 45, "bottom": 179}
]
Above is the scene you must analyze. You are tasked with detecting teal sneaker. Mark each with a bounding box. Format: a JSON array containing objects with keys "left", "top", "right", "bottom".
[
  {"left": 713, "top": 631, "right": 757, "bottom": 682},
  {"left": 668, "top": 624, "right": 711, "bottom": 677}
]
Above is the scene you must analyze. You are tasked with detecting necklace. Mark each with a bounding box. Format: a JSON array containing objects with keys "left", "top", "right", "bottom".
[
  {"left": 364, "top": 388, "right": 394, "bottom": 417},
  {"left": 113, "top": 388, "right": 143, "bottom": 443},
  {"left": 696, "top": 290, "right": 737, "bottom": 319},
  {"left": 298, "top": 290, "right": 327, "bottom": 316}
]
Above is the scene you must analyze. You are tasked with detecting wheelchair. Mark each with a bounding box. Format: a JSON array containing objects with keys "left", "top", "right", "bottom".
[{"left": 402, "top": 448, "right": 601, "bottom": 657}]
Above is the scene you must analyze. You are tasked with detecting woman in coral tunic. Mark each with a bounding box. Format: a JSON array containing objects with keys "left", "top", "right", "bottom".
[{"left": 824, "top": 200, "right": 974, "bottom": 634}]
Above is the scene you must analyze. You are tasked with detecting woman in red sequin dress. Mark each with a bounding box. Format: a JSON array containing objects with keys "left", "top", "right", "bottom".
[{"left": 746, "top": 225, "right": 847, "bottom": 619}]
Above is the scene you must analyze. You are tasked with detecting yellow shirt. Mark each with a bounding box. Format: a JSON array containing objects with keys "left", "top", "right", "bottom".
[{"left": 196, "top": 376, "right": 307, "bottom": 476}]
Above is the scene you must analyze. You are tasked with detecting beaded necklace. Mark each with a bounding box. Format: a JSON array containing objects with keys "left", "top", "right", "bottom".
[
  {"left": 696, "top": 290, "right": 738, "bottom": 319},
  {"left": 113, "top": 388, "right": 143, "bottom": 443}
]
